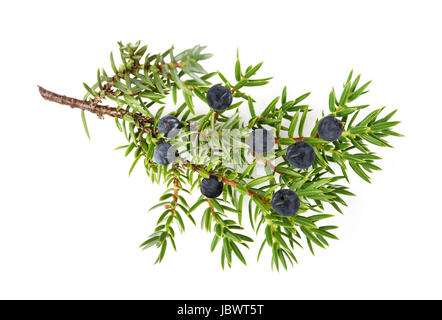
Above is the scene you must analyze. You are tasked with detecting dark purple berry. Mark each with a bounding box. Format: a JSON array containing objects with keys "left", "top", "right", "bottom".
[
  {"left": 200, "top": 175, "right": 224, "bottom": 198},
  {"left": 247, "top": 129, "right": 275, "bottom": 155},
  {"left": 158, "top": 115, "right": 182, "bottom": 138},
  {"left": 206, "top": 85, "right": 233, "bottom": 111},
  {"left": 271, "top": 189, "right": 300, "bottom": 217},
  {"left": 153, "top": 143, "right": 176, "bottom": 165},
  {"left": 318, "top": 115, "right": 343, "bottom": 142},
  {"left": 286, "top": 141, "right": 315, "bottom": 169}
]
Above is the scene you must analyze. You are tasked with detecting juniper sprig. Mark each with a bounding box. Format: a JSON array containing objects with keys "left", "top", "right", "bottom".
[{"left": 38, "top": 41, "right": 402, "bottom": 270}]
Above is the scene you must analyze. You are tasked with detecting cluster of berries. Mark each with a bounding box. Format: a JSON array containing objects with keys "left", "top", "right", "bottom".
[{"left": 153, "top": 85, "right": 343, "bottom": 217}]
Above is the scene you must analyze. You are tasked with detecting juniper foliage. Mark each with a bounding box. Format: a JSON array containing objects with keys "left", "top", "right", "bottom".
[{"left": 38, "top": 41, "right": 402, "bottom": 270}]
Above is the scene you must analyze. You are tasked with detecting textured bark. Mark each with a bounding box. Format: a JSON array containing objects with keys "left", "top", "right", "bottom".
[{"left": 38, "top": 86, "right": 155, "bottom": 132}]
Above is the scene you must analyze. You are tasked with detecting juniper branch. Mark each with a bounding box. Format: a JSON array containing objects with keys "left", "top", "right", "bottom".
[{"left": 38, "top": 41, "right": 401, "bottom": 270}]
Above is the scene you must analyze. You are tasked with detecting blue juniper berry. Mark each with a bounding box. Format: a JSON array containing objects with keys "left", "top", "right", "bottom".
[
  {"left": 286, "top": 141, "right": 315, "bottom": 169},
  {"left": 158, "top": 115, "right": 182, "bottom": 138},
  {"left": 153, "top": 143, "right": 176, "bottom": 165},
  {"left": 271, "top": 189, "right": 300, "bottom": 217},
  {"left": 317, "top": 115, "right": 343, "bottom": 141},
  {"left": 206, "top": 85, "right": 233, "bottom": 111},
  {"left": 200, "top": 175, "right": 224, "bottom": 198}
]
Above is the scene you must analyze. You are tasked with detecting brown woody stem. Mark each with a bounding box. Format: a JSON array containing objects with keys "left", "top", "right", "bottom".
[
  {"left": 206, "top": 198, "right": 216, "bottom": 216},
  {"left": 38, "top": 86, "right": 155, "bottom": 133},
  {"left": 252, "top": 152, "right": 276, "bottom": 171},
  {"left": 182, "top": 163, "right": 267, "bottom": 203},
  {"left": 170, "top": 175, "right": 180, "bottom": 214},
  {"left": 274, "top": 136, "right": 317, "bottom": 144}
]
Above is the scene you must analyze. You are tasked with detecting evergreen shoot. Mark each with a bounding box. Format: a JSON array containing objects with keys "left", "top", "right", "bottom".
[{"left": 38, "top": 41, "right": 402, "bottom": 270}]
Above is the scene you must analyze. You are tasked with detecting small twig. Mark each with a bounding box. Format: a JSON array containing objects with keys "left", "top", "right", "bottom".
[
  {"left": 102, "top": 61, "right": 184, "bottom": 98},
  {"left": 274, "top": 134, "right": 319, "bottom": 144},
  {"left": 182, "top": 162, "right": 267, "bottom": 203},
  {"left": 171, "top": 175, "right": 180, "bottom": 214},
  {"left": 252, "top": 152, "right": 276, "bottom": 171},
  {"left": 214, "top": 112, "right": 220, "bottom": 123},
  {"left": 38, "top": 86, "right": 155, "bottom": 133},
  {"left": 206, "top": 198, "right": 215, "bottom": 216}
]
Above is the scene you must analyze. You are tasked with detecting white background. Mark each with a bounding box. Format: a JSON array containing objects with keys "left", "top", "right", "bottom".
[{"left": 0, "top": 0, "right": 441, "bottom": 299}]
